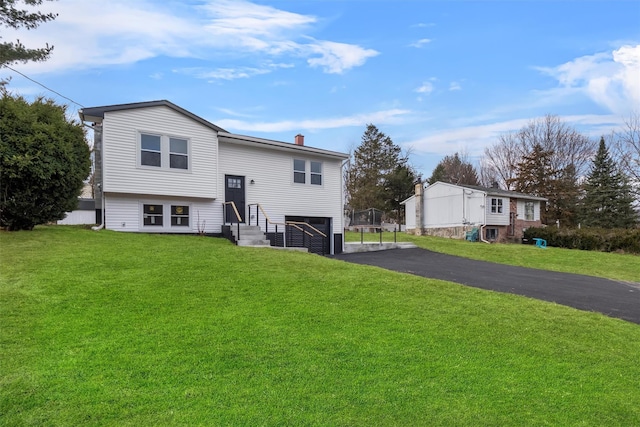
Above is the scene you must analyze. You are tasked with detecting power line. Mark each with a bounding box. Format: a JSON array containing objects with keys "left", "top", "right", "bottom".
[{"left": 3, "top": 65, "right": 85, "bottom": 108}]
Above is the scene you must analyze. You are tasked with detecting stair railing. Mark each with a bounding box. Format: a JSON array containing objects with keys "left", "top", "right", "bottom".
[
  {"left": 247, "top": 203, "right": 328, "bottom": 253},
  {"left": 222, "top": 201, "right": 242, "bottom": 244}
]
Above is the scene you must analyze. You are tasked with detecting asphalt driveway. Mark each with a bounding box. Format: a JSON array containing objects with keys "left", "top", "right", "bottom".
[{"left": 334, "top": 248, "right": 640, "bottom": 324}]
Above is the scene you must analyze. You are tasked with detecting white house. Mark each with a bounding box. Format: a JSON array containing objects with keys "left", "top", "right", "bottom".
[
  {"left": 79, "top": 100, "right": 349, "bottom": 254},
  {"left": 402, "top": 181, "right": 546, "bottom": 242}
]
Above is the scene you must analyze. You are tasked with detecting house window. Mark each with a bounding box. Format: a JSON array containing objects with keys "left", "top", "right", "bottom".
[
  {"left": 139, "top": 133, "right": 189, "bottom": 171},
  {"left": 310, "top": 161, "right": 322, "bottom": 185},
  {"left": 491, "top": 198, "right": 503, "bottom": 213},
  {"left": 525, "top": 201, "right": 534, "bottom": 221},
  {"left": 171, "top": 205, "right": 189, "bottom": 226},
  {"left": 143, "top": 204, "right": 163, "bottom": 226},
  {"left": 293, "top": 159, "right": 306, "bottom": 184},
  {"left": 486, "top": 228, "right": 498, "bottom": 241},
  {"left": 141, "top": 134, "right": 162, "bottom": 167},
  {"left": 227, "top": 177, "right": 242, "bottom": 188},
  {"left": 169, "top": 138, "right": 188, "bottom": 170}
]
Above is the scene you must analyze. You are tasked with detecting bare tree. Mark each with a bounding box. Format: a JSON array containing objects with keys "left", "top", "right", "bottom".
[
  {"left": 480, "top": 115, "right": 596, "bottom": 190},
  {"left": 613, "top": 111, "right": 640, "bottom": 195},
  {"left": 480, "top": 131, "right": 524, "bottom": 189}
]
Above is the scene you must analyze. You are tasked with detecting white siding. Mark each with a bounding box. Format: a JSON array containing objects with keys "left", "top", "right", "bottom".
[
  {"left": 486, "top": 197, "right": 510, "bottom": 225},
  {"left": 218, "top": 142, "right": 344, "bottom": 231},
  {"left": 57, "top": 210, "right": 95, "bottom": 225},
  {"left": 104, "top": 194, "right": 223, "bottom": 233},
  {"left": 423, "top": 182, "right": 486, "bottom": 228},
  {"left": 402, "top": 196, "right": 416, "bottom": 230},
  {"left": 102, "top": 106, "right": 218, "bottom": 199}
]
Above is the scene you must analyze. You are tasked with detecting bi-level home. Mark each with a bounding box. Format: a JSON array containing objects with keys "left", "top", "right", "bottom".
[
  {"left": 79, "top": 100, "right": 348, "bottom": 254},
  {"left": 402, "top": 181, "right": 546, "bottom": 243}
]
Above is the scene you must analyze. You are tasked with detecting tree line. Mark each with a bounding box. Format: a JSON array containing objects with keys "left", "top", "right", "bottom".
[{"left": 346, "top": 114, "right": 638, "bottom": 230}]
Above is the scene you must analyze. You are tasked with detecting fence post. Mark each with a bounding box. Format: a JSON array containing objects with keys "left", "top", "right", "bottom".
[{"left": 360, "top": 227, "right": 363, "bottom": 244}]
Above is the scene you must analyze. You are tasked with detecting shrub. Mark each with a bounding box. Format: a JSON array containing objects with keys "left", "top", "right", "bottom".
[{"left": 523, "top": 227, "right": 640, "bottom": 254}]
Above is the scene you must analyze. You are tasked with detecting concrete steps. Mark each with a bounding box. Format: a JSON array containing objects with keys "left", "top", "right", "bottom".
[
  {"left": 230, "top": 225, "right": 272, "bottom": 247},
  {"left": 229, "top": 225, "right": 308, "bottom": 252}
]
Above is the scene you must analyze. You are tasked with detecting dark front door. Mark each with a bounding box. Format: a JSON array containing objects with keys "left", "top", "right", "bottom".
[{"left": 225, "top": 175, "right": 245, "bottom": 223}]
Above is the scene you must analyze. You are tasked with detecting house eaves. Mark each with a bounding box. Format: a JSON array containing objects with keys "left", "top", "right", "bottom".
[
  {"left": 218, "top": 132, "right": 349, "bottom": 160},
  {"left": 462, "top": 184, "right": 548, "bottom": 201},
  {"left": 78, "top": 100, "right": 228, "bottom": 133}
]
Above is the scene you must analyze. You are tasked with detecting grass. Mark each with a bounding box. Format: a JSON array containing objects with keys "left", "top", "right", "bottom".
[
  {"left": 345, "top": 231, "right": 640, "bottom": 282},
  {"left": 1, "top": 226, "right": 640, "bottom": 426}
]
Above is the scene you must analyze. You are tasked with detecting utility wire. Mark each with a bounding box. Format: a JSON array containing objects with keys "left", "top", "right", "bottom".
[{"left": 3, "top": 65, "right": 85, "bottom": 108}]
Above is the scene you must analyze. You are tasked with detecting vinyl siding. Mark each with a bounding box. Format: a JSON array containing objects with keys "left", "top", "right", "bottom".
[
  {"left": 104, "top": 194, "right": 223, "bottom": 233},
  {"left": 486, "top": 197, "right": 510, "bottom": 225},
  {"left": 102, "top": 106, "right": 218, "bottom": 199},
  {"left": 218, "top": 142, "right": 344, "bottom": 230},
  {"left": 423, "top": 182, "right": 486, "bottom": 227},
  {"left": 402, "top": 196, "right": 416, "bottom": 229}
]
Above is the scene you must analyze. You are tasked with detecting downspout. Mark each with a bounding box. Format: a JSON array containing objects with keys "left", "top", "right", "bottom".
[
  {"left": 91, "top": 188, "right": 104, "bottom": 231},
  {"left": 480, "top": 191, "right": 490, "bottom": 244}
]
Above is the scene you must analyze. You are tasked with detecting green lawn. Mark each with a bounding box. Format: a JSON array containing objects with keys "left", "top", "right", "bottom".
[
  {"left": 346, "top": 231, "right": 640, "bottom": 282},
  {"left": 2, "top": 226, "right": 639, "bottom": 426}
]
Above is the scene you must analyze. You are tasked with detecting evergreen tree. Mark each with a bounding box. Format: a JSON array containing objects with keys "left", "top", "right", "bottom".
[
  {"left": 1, "top": 0, "right": 57, "bottom": 68},
  {"left": 345, "top": 124, "right": 420, "bottom": 221},
  {"left": 0, "top": 95, "right": 91, "bottom": 230},
  {"left": 508, "top": 143, "right": 581, "bottom": 226},
  {"left": 427, "top": 152, "right": 479, "bottom": 186},
  {"left": 581, "top": 137, "right": 637, "bottom": 228}
]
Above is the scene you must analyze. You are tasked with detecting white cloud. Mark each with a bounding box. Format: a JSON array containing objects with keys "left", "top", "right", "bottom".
[
  {"left": 415, "top": 82, "right": 434, "bottom": 94},
  {"left": 404, "top": 114, "right": 625, "bottom": 159},
  {"left": 306, "top": 40, "right": 379, "bottom": 74},
  {"left": 175, "top": 62, "right": 294, "bottom": 81},
  {"left": 216, "top": 109, "right": 411, "bottom": 132},
  {"left": 4, "top": 0, "right": 376, "bottom": 76},
  {"left": 409, "top": 38, "right": 432, "bottom": 48},
  {"left": 449, "top": 82, "right": 462, "bottom": 91},
  {"left": 535, "top": 44, "right": 640, "bottom": 115}
]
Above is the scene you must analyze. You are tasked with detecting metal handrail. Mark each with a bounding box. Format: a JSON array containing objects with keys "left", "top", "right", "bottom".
[
  {"left": 222, "top": 201, "right": 242, "bottom": 244},
  {"left": 223, "top": 201, "right": 243, "bottom": 223},
  {"left": 247, "top": 203, "right": 327, "bottom": 253},
  {"left": 285, "top": 221, "right": 327, "bottom": 238}
]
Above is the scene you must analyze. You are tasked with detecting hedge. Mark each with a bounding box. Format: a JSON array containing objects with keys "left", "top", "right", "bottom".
[{"left": 523, "top": 227, "right": 640, "bottom": 254}]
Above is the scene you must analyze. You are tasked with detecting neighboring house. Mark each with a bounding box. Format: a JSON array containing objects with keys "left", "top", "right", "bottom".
[
  {"left": 78, "top": 100, "right": 349, "bottom": 254},
  {"left": 57, "top": 198, "right": 96, "bottom": 225},
  {"left": 402, "top": 181, "right": 546, "bottom": 243}
]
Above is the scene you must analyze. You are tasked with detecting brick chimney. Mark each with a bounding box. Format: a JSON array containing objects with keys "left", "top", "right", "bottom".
[{"left": 295, "top": 134, "right": 304, "bottom": 146}]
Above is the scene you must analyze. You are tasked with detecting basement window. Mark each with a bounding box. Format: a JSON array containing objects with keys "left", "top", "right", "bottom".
[
  {"left": 143, "top": 204, "right": 163, "bottom": 226},
  {"left": 171, "top": 205, "right": 190, "bottom": 226},
  {"left": 486, "top": 228, "right": 498, "bottom": 241}
]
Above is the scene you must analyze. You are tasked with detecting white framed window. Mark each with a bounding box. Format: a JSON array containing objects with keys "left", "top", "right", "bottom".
[
  {"left": 171, "top": 205, "right": 190, "bottom": 226},
  {"left": 139, "top": 133, "right": 190, "bottom": 171},
  {"left": 524, "top": 201, "right": 534, "bottom": 221},
  {"left": 310, "top": 161, "right": 322, "bottom": 185},
  {"left": 141, "top": 134, "right": 162, "bottom": 167},
  {"left": 293, "top": 159, "right": 306, "bottom": 184},
  {"left": 143, "top": 204, "right": 163, "bottom": 226},
  {"left": 293, "top": 159, "right": 323, "bottom": 185},
  {"left": 486, "top": 228, "right": 498, "bottom": 241},
  {"left": 491, "top": 198, "right": 503, "bottom": 214},
  {"left": 141, "top": 202, "right": 192, "bottom": 230}
]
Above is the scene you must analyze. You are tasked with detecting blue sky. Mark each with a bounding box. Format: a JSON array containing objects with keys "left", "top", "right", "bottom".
[{"left": 3, "top": 0, "right": 639, "bottom": 178}]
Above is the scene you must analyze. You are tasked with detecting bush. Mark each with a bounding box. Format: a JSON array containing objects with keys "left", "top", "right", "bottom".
[
  {"left": 523, "top": 227, "right": 640, "bottom": 254},
  {"left": 0, "top": 95, "right": 91, "bottom": 230}
]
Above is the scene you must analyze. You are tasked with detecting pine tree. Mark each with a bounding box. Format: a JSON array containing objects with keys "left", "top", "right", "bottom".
[
  {"left": 427, "top": 152, "right": 479, "bottom": 186},
  {"left": 1, "top": 0, "right": 57, "bottom": 68},
  {"left": 345, "top": 124, "right": 419, "bottom": 221},
  {"left": 581, "top": 137, "right": 637, "bottom": 228}
]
